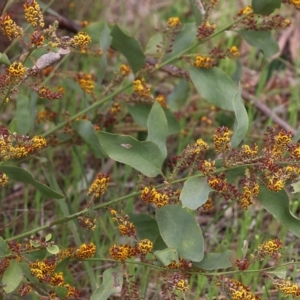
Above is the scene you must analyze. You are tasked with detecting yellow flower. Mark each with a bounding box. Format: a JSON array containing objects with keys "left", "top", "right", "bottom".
[
  {"left": 71, "top": 243, "right": 96, "bottom": 259},
  {"left": 24, "top": 0, "right": 44, "bottom": 28},
  {"left": 167, "top": 17, "right": 181, "bottom": 28},
  {"left": 0, "top": 14, "right": 23, "bottom": 40},
  {"left": 120, "top": 64, "right": 130, "bottom": 76},
  {"left": 137, "top": 239, "right": 153, "bottom": 254},
  {"left": 71, "top": 32, "right": 91, "bottom": 50},
  {"left": 7, "top": 62, "right": 27, "bottom": 78},
  {"left": 195, "top": 55, "right": 214, "bottom": 69}
]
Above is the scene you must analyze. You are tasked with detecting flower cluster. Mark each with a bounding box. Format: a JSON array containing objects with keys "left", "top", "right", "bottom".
[
  {"left": 37, "top": 85, "right": 63, "bottom": 100},
  {"left": 238, "top": 180, "right": 259, "bottom": 209},
  {"left": 156, "top": 94, "right": 167, "bottom": 107},
  {"left": 195, "top": 55, "right": 215, "bottom": 69},
  {"left": 120, "top": 64, "right": 131, "bottom": 76},
  {"left": 133, "top": 78, "right": 151, "bottom": 97},
  {"left": 36, "top": 109, "right": 57, "bottom": 123},
  {"left": 29, "top": 257, "right": 80, "bottom": 298},
  {"left": 0, "top": 172, "right": 9, "bottom": 186},
  {"left": 70, "top": 32, "right": 92, "bottom": 50},
  {"left": 0, "top": 126, "right": 47, "bottom": 162},
  {"left": 78, "top": 215, "right": 97, "bottom": 230},
  {"left": 7, "top": 62, "right": 27, "bottom": 79},
  {"left": 167, "top": 17, "right": 181, "bottom": 28},
  {"left": 87, "top": 173, "right": 110, "bottom": 198},
  {"left": 0, "top": 14, "right": 23, "bottom": 40},
  {"left": 273, "top": 278, "right": 300, "bottom": 298},
  {"left": 141, "top": 186, "right": 170, "bottom": 208},
  {"left": 71, "top": 243, "right": 96, "bottom": 259},
  {"left": 77, "top": 73, "right": 95, "bottom": 94},
  {"left": 218, "top": 276, "right": 260, "bottom": 300},
  {"left": 213, "top": 126, "right": 231, "bottom": 153},
  {"left": 110, "top": 209, "right": 136, "bottom": 237},
  {"left": 250, "top": 239, "right": 282, "bottom": 262},
  {"left": 197, "top": 21, "right": 216, "bottom": 40},
  {"left": 30, "top": 30, "right": 45, "bottom": 46},
  {"left": 24, "top": 0, "right": 45, "bottom": 28}
]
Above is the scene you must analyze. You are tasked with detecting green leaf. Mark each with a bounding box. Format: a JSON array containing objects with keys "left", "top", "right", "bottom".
[
  {"left": 130, "top": 214, "right": 167, "bottom": 250},
  {"left": 45, "top": 233, "right": 52, "bottom": 242},
  {"left": 73, "top": 120, "right": 106, "bottom": 158},
  {"left": 231, "top": 84, "right": 249, "bottom": 147},
  {"left": 252, "top": 0, "right": 281, "bottom": 15},
  {"left": 0, "top": 237, "right": 10, "bottom": 256},
  {"left": 2, "top": 260, "right": 23, "bottom": 293},
  {"left": 145, "top": 33, "right": 163, "bottom": 55},
  {"left": 189, "top": 66, "right": 248, "bottom": 145},
  {"left": 127, "top": 104, "right": 180, "bottom": 135},
  {"left": 239, "top": 30, "right": 279, "bottom": 58},
  {"left": 167, "top": 79, "right": 189, "bottom": 111},
  {"left": 258, "top": 186, "right": 300, "bottom": 237},
  {"left": 91, "top": 267, "right": 123, "bottom": 300},
  {"left": 110, "top": 24, "right": 145, "bottom": 74},
  {"left": 268, "top": 266, "right": 287, "bottom": 279},
  {"left": 54, "top": 286, "right": 68, "bottom": 299},
  {"left": 0, "top": 166, "right": 64, "bottom": 199},
  {"left": 154, "top": 248, "right": 179, "bottom": 266},
  {"left": 98, "top": 23, "right": 112, "bottom": 83},
  {"left": 156, "top": 205, "right": 204, "bottom": 262},
  {"left": 164, "top": 23, "right": 197, "bottom": 61},
  {"left": 180, "top": 177, "right": 212, "bottom": 210},
  {"left": 0, "top": 53, "right": 10, "bottom": 66},
  {"left": 291, "top": 181, "right": 300, "bottom": 193},
  {"left": 193, "top": 250, "right": 233, "bottom": 270},
  {"left": 55, "top": 257, "right": 71, "bottom": 273},
  {"left": 16, "top": 94, "right": 31, "bottom": 135},
  {"left": 84, "top": 21, "right": 105, "bottom": 43},
  {"left": 97, "top": 132, "right": 163, "bottom": 177},
  {"left": 147, "top": 102, "right": 168, "bottom": 160},
  {"left": 188, "top": 0, "right": 203, "bottom": 26},
  {"left": 46, "top": 244, "right": 60, "bottom": 254}
]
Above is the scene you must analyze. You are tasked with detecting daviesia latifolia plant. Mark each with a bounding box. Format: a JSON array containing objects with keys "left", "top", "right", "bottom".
[{"left": 0, "top": 0, "right": 300, "bottom": 299}]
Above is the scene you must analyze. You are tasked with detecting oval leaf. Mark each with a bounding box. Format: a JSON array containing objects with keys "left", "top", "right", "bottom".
[
  {"left": 0, "top": 53, "right": 10, "bottom": 66},
  {"left": 156, "top": 205, "right": 204, "bottom": 262},
  {"left": 16, "top": 94, "right": 31, "bottom": 135},
  {"left": 110, "top": 24, "right": 145, "bottom": 74},
  {"left": 0, "top": 237, "right": 10, "bottom": 256},
  {"left": 73, "top": 120, "right": 106, "bottom": 158},
  {"left": 91, "top": 267, "right": 123, "bottom": 300},
  {"left": 189, "top": 66, "right": 248, "bottom": 146},
  {"left": 147, "top": 102, "right": 168, "bottom": 160},
  {"left": 180, "top": 177, "right": 212, "bottom": 210},
  {"left": 97, "top": 132, "right": 163, "bottom": 177},
  {"left": 2, "top": 260, "right": 23, "bottom": 293},
  {"left": 258, "top": 186, "right": 300, "bottom": 237},
  {"left": 46, "top": 244, "right": 60, "bottom": 255},
  {"left": 239, "top": 30, "right": 279, "bottom": 58},
  {"left": 193, "top": 250, "right": 233, "bottom": 270},
  {"left": 154, "top": 248, "right": 179, "bottom": 266},
  {"left": 0, "top": 166, "right": 64, "bottom": 199},
  {"left": 252, "top": 0, "right": 281, "bottom": 15}
]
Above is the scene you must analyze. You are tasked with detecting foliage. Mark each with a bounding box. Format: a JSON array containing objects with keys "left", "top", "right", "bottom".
[{"left": 0, "top": 0, "right": 300, "bottom": 299}]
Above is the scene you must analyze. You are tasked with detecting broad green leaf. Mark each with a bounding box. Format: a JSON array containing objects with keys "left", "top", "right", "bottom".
[
  {"left": 0, "top": 237, "right": 10, "bottom": 256},
  {"left": 91, "top": 267, "right": 123, "bottom": 300},
  {"left": 99, "top": 23, "right": 112, "bottom": 83},
  {"left": 193, "top": 250, "right": 233, "bottom": 270},
  {"left": 130, "top": 214, "right": 167, "bottom": 250},
  {"left": 180, "top": 177, "right": 212, "bottom": 210},
  {"left": 164, "top": 23, "right": 197, "bottom": 61},
  {"left": 189, "top": 66, "right": 248, "bottom": 145},
  {"left": 268, "top": 266, "right": 287, "bottom": 279},
  {"left": 73, "top": 120, "right": 106, "bottom": 158},
  {"left": 127, "top": 104, "right": 180, "bottom": 135},
  {"left": 110, "top": 24, "right": 145, "bottom": 74},
  {"left": 97, "top": 132, "right": 163, "bottom": 177},
  {"left": 252, "top": 0, "right": 281, "bottom": 15},
  {"left": 46, "top": 244, "right": 60, "bottom": 254},
  {"left": 156, "top": 205, "right": 204, "bottom": 262},
  {"left": 55, "top": 257, "right": 71, "bottom": 273},
  {"left": 145, "top": 33, "right": 163, "bottom": 55},
  {"left": 239, "top": 30, "right": 279, "bottom": 58},
  {"left": 231, "top": 85, "right": 249, "bottom": 147},
  {"left": 147, "top": 102, "right": 168, "bottom": 160},
  {"left": 167, "top": 79, "right": 189, "bottom": 111},
  {"left": 188, "top": 0, "right": 203, "bottom": 26},
  {"left": 0, "top": 166, "right": 64, "bottom": 199},
  {"left": 154, "top": 248, "right": 179, "bottom": 266},
  {"left": 0, "top": 53, "right": 10, "bottom": 66},
  {"left": 291, "top": 181, "right": 300, "bottom": 193},
  {"left": 2, "top": 260, "right": 23, "bottom": 293},
  {"left": 45, "top": 233, "right": 52, "bottom": 241},
  {"left": 16, "top": 94, "right": 31, "bottom": 135},
  {"left": 258, "top": 186, "right": 300, "bottom": 237},
  {"left": 54, "top": 286, "right": 68, "bottom": 299},
  {"left": 84, "top": 21, "right": 105, "bottom": 43}
]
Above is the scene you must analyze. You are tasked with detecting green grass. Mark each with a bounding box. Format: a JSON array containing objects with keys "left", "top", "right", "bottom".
[{"left": 1, "top": 0, "right": 300, "bottom": 299}]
